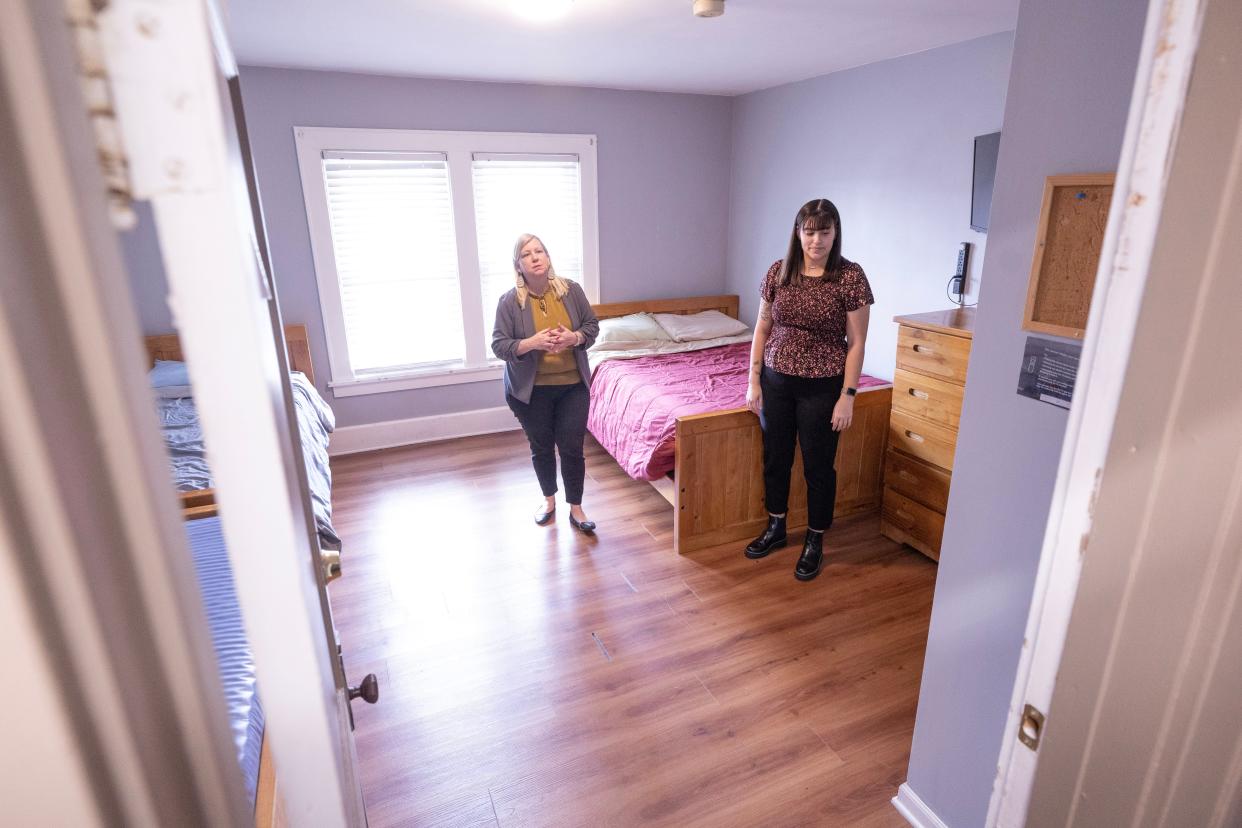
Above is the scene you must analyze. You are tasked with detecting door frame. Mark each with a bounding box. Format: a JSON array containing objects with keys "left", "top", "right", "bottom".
[
  {"left": 987, "top": 0, "right": 1211, "bottom": 823},
  {"left": 0, "top": 0, "right": 365, "bottom": 823}
]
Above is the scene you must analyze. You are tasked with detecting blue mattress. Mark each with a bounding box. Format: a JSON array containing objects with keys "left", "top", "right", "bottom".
[{"left": 185, "top": 516, "right": 264, "bottom": 805}]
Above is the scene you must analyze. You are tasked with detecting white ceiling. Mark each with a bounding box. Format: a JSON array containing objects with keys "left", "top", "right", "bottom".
[{"left": 225, "top": 0, "right": 1018, "bottom": 97}]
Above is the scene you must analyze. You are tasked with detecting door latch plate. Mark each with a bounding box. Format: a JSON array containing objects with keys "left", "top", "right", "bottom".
[{"left": 1019, "top": 703, "right": 1045, "bottom": 751}]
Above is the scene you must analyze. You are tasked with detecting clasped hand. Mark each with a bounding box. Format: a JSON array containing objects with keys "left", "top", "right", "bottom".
[{"left": 529, "top": 324, "right": 578, "bottom": 353}]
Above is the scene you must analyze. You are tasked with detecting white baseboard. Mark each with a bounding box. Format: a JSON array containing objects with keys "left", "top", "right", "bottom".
[
  {"left": 892, "top": 783, "right": 950, "bottom": 828},
  {"left": 328, "top": 405, "right": 519, "bottom": 456}
]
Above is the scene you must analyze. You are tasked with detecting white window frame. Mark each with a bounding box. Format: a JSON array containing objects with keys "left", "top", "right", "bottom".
[{"left": 294, "top": 126, "right": 600, "bottom": 397}]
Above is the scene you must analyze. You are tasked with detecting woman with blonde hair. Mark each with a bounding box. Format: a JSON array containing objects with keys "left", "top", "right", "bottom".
[{"left": 492, "top": 233, "right": 600, "bottom": 533}]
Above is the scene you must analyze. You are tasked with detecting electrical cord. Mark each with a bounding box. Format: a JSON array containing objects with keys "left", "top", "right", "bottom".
[{"left": 945, "top": 274, "right": 978, "bottom": 308}]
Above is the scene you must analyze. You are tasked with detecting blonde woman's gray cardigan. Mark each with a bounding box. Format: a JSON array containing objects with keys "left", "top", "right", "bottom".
[{"left": 491, "top": 281, "right": 599, "bottom": 404}]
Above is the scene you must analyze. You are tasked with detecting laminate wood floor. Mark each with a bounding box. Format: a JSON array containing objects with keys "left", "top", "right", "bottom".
[{"left": 330, "top": 431, "right": 936, "bottom": 827}]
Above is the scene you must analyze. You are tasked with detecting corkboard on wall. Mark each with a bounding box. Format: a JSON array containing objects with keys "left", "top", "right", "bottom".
[{"left": 1023, "top": 173, "right": 1115, "bottom": 339}]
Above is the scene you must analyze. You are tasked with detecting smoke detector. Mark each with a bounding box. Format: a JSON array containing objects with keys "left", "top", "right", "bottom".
[{"left": 693, "top": 0, "right": 725, "bottom": 18}]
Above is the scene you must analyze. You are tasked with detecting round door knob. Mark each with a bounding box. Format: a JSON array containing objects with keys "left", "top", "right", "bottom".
[{"left": 348, "top": 673, "right": 379, "bottom": 705}]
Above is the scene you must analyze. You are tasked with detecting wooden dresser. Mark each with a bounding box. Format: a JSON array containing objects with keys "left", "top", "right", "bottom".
[{"left": 880, "top": 308, "right": 975, "bottom": 561}]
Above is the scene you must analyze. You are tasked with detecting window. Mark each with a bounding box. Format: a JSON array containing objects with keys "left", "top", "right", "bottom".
[
  {"left": 472, "top": 154, "right": 584, "bottom": 355},
  {"left": 295, "top": 128, "right": 599, "bottom": 396},
  {"left": 322, "top": 153, "right": 463, "bottom": 374}
]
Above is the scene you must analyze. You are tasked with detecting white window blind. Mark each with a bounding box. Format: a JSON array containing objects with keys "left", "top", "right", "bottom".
[
  {"left": 322, "top": 151, "right": 463, "bottom": 375},
  {"left": 472, "top": 153, "right": 584, "bottom": 350}
]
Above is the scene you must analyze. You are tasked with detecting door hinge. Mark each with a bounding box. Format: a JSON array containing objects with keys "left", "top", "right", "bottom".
[
  {"left": 65, "top": 0, "right": 136, "bottom": 229},
  {"left": 1019, "top": 703, "right": 1046, "bottom": 751}
]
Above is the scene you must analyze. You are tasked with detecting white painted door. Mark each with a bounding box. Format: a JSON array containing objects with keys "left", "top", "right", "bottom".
[
  {"left": 97, "top": 1, "right": 369, "bottom": 824},
  {"left": 988, "top": 0, "right": 1229, "bottom": 823}
]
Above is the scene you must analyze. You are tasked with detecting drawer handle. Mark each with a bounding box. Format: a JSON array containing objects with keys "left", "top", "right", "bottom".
[
  {"left": 894, "top": 509, "right": 915, "bottom": 527},
  {"left": 905, "top": 430, "right": 925, "bottom": 443},
  {"left": 909, "top": 388, "right": 930, "bottom": 400},
  {"left": 898, "top": 469, "right": 918, "bottom": 482},
  {"left": 913, "top": 344, "right": 935, "bottom": 354}
]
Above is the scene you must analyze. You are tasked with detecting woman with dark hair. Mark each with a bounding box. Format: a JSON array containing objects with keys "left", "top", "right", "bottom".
[
  {"left": 492, "top": 233, "right": 600, "bottom": 533},
  {"left": 743, "top": 199, "right": 874, "bottom": 580}
]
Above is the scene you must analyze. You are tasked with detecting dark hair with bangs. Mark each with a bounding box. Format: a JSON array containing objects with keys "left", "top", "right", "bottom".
[{"left": 778, "top": 199, "right": 843, "bottom": 287}]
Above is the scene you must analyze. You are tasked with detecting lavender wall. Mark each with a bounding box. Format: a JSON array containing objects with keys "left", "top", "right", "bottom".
[
  {"left": 236, "top": 68, "right": 734, "bottom": 428},
  {"left": 903, "top": 1, "right": 1146, "bottom": 824},
  {"left": 725, "top": 33, "right": 1014, "bottom": 381}
]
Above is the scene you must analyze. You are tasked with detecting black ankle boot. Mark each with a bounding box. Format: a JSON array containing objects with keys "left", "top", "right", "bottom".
[
  {"left": 795, "top": 530, "right": 825, "bottom": 581},
  {"left": 745, "top": 515, "right": 787, "bottom": 559}
]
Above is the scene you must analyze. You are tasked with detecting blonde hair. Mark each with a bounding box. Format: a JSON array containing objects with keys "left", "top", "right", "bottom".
[{"left": 512, "top": 233, "right": 570, "bottom": 309}]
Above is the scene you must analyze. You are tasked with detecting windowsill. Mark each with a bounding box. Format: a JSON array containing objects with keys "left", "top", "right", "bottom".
[{"left": 329, "top": 364, "right": 504, "bottom": 397}]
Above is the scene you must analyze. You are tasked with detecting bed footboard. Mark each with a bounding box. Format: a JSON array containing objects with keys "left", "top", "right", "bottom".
[{"left": 672, "top": 386, "right": 891, "bottom": 555}]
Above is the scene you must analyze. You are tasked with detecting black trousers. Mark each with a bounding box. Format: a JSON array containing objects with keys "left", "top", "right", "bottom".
[
  {"left": 759, "top": 367, "right": 845, "bottom": 531},
  {"left": 506, "top": 382, "right": 590, "bottom": 504}
]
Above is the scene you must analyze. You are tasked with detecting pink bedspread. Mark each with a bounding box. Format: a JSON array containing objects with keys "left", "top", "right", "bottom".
[{"left": 588, "top": 342, "right": 887, "bottom": 481}]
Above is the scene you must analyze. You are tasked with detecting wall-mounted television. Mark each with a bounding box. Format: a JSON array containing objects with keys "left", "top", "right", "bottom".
[{"left": 971, "top": 131, "right": 1002, "bottom": 232}]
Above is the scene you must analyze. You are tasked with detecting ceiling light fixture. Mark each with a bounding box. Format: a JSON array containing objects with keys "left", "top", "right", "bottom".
[
  {"left": 515, "top": 0, "right": 574, "bottom": 23},
  {"left": 693, "top": 0, "right": 725, "bottom": 18}
]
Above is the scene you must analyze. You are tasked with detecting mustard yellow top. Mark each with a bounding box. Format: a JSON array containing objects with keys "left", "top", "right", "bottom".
[{"left": 530, "top": 290, "right": 580, "bottom": 385}]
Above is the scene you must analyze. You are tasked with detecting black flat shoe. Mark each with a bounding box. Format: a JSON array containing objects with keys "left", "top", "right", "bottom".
[
  {"left": 745, "top": 515, "right": 787, "bottom": 559},
  {"left": 794, "top": 530, "right": 825, "bottom": 581},
  {"left": 569, "top": 514, "right": 596, "bottom": 534},
  {"left": 534, "top": 505, "right": 556, "bottom": 526}
]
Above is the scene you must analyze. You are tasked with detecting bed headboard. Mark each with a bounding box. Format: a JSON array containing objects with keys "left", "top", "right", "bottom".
[
  {"left": 144, "top": 323, "right": 316, "bottom": 386},
  {"left": 591, "top": 294, "right": 740, "bottom": 321}
]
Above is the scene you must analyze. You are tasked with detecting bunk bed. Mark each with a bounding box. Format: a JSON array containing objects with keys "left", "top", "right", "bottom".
[{"left": 144, "top": 323, "right": 334, "bottom": 824}]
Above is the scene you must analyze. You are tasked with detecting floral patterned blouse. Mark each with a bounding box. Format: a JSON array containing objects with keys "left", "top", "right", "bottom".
[{"left": 760, "top": 258, "right": 874, "bottom": 378}]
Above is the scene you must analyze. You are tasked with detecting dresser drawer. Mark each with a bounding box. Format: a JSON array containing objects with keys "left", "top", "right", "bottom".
[
  {"left": 892, "top": 368, "right": 965, "bottom": 429},
  {"left": 884, "top": 448, "right": 951, "bottom": 513},
  {"left": 896, "top": 325, "right": 971, "bottom": 384},
  {"left": 882, "top": 489, "right": 946, "bottom": 560},
  {"left": 889, "top": 409, "right": 958, "bottom": 471}
]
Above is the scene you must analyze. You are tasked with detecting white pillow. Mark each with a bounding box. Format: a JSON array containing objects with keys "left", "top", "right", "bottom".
[
  {"left": 653, "top": 310, "right": 750, "bottom": 342},
  {"left": 591, "top": 312, "right": 674, "bottom": 351}
]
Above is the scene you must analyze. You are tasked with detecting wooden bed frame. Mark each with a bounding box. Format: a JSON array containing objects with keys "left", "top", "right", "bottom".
[
  {"left": 590, "top": 296, "right": 891, "bottom": 555},
  {"left": 143, "top": 323, "right": 315, "bottom": 521}
]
